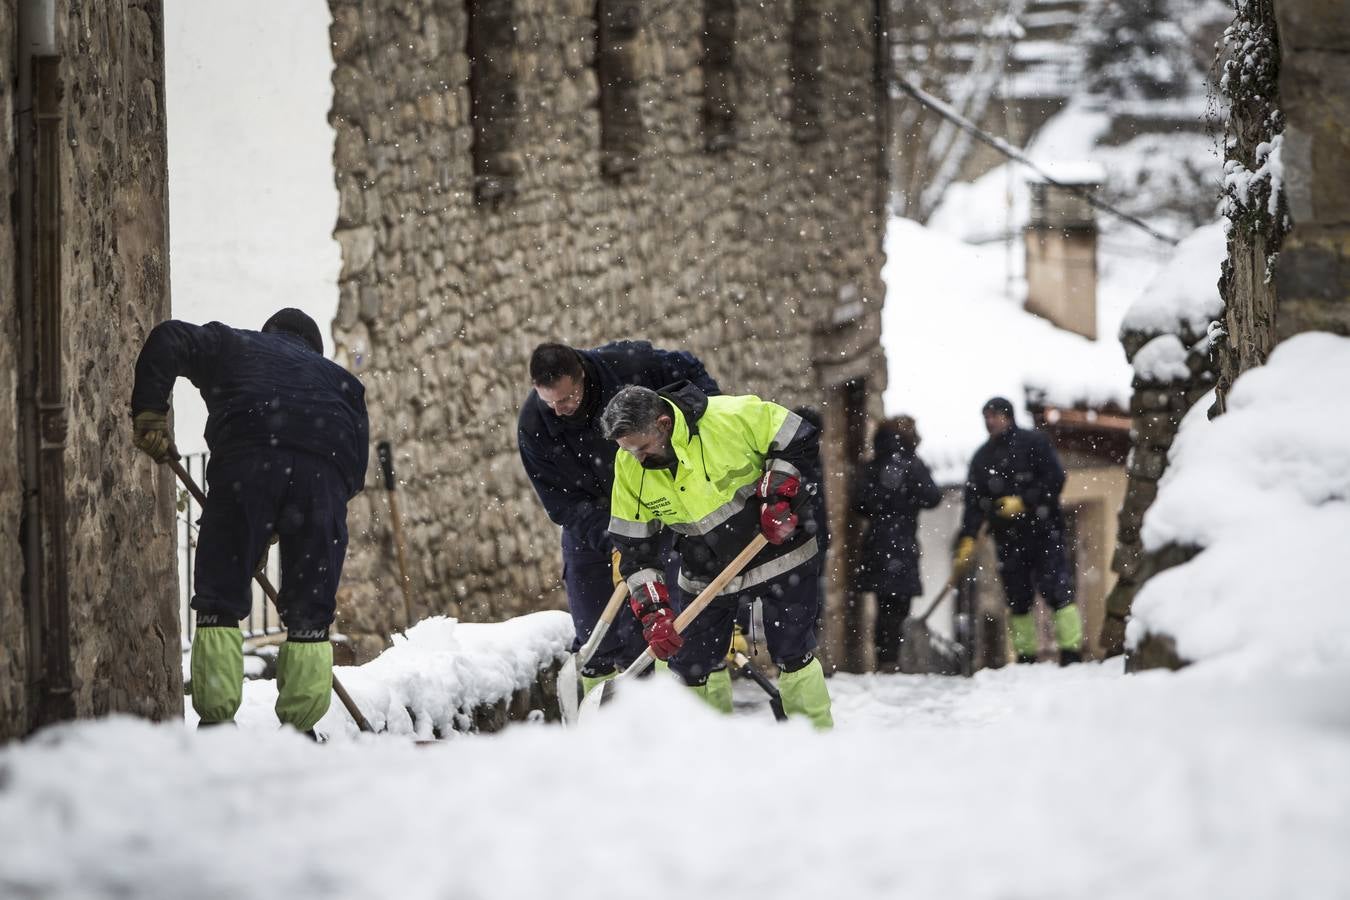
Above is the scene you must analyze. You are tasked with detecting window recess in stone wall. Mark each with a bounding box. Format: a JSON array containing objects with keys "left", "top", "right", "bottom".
[
  {"left": 790, "top": 0, "right": 825, "bottom": 144},
  {"left": 702, "top": 0, "right": 737, "bottom": 152},
  {"left": 597, "top": 0, "right": 645, "bottom": 179},
  {"left": 468, "top": 0, "right": 520, "bottom": 205}
]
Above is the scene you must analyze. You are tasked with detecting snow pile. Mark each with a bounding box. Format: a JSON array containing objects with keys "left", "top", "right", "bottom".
[
  {"left": 1131, "top": 334, "right": 1191, "bottom": 382},
  {"left": 185, "top": 612, "right": 573, "bottom": 737},
  {"left": 1120, "top": 221, "right": 1227, "bottom": 338},
  {"left": 1129, "top": 333, "right": 1350, "bottom": 672},
  {"left": 881, "top": 217, "right": 1131, "bottom": 484},
  {"left": 3, "top": 661, "right": 1348, "bottom": 899}
]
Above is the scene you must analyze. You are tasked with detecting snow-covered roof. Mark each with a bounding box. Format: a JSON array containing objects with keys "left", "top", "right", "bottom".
[{"left": 1130, "top": 332, "right": 1350, "bottom": 672}]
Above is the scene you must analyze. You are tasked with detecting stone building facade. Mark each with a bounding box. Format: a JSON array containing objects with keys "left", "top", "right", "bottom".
[
  {"left": 327, "top": 0, "right": 890, "bottom": 662},
  {"left": 1, "top": 0, "right": 180, "bottom": 740}
]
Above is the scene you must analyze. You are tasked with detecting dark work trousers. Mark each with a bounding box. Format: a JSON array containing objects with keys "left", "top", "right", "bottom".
[
  {"left": 669, "top": 556, "right": 822, "bottom": 685},
  {"left": 994, "top": 526, "right": 1074, "bottom": 615},
  {"left": 561, "top": 529, "right": 679, "bottom": 676},
  {"left": 191, "top": 450, "right": 350, "bottom": 637},
  {"left": 873, "top": 592, "right": 915, "bottom": 665}
]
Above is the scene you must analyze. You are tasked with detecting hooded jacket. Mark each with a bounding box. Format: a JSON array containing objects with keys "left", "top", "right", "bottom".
[
  {"left": 517, "top": 341, "right": 719, "bottom": 554},
  {"left": 851, "top": 429, "right": 942, "bottom": 597},
  {"left": 130, "top": 320, "right": 369, "bottom": 498},
  {"left": 609, "top": 382, "right": 823, "bottom": 597}
]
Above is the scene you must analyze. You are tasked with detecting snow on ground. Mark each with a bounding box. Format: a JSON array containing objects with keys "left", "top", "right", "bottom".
[
  {"left": 1129, "top": 333, "right": 1350, "bottom": 673},
  {"left": 164, "top": 0, "right": 339, "bottom": 453},
  {"left": 184, "top": 613, "right": 574, "bottom": 739},
  {"left": 3, "top": 659, "right": 1348, "bottom": 899}
]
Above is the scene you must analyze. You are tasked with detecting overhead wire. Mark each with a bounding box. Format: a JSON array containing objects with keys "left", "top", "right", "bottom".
[{"left": 893, "top": 77, "right": 1181, "bottom": 246}]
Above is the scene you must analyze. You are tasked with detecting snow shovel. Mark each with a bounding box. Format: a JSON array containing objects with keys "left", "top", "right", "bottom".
[
  {"left": 898, "top": 579, "right": 955, "bottom": 675},
  {"left": 557, "top": 580, "right": 630, "bottom": 726},
  {"left": 377, "top": 440, "right": 417, "bottom": 632},
  {"left": 577, "top": 531, "right": 772, "bottom": 722},
  {"left": 165, "top": 452, "right": 376, "bottom": 734}
]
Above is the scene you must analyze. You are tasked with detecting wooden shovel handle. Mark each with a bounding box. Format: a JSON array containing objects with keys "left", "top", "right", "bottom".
[
  {"left": 673, "top": 534, "right": 769, "bottom": 633},
  {"left": 618, "top": 533, "right": 771, "bottom": 679}
]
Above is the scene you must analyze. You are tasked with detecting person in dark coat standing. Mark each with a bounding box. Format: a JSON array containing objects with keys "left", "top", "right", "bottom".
[
  {"left": 517, "top": 341, "right": 719, "bottom": 694},
  {"left": 952, "top": 397, "right": 1083, "bottom": 665},
  {"left": 130, "top": 309, "right": 369, "bottom": 734},
  {"left": 851, "top": 416, "right": 942, "bottom": 669}
]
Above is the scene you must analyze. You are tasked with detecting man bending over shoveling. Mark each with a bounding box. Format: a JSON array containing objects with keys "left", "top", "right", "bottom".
[
  {"left": 601, "top": 383, "right": 833, "bottom": 729},
  {"left": 130, "top": 309, "right": 369, "bottom": 735},
  {"left": 518, "top": 342, "right": 720, "bottom": 697}
]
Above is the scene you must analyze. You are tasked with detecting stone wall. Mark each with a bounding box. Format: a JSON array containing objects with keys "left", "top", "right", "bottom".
[
  {"left": 1274, "top": 0, "right": 1350, "bottom": 339},
  {"left": 58, "top": 0, "right": 181, "bottom": 721},
  {"left": 1101, "top": 326, "right": 1217, "bottom": 656},
  {"left": 328, "top": 0, "right": 887, "bottom": 659},
  {"left": 0, "top": 0, "right": 26, "bottom": 742},
  {"left": 0, "top": 1, "right": 180, "bottom": 739}
]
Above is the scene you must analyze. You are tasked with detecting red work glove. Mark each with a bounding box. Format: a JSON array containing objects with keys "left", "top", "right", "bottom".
[
  {"left": 630, "top": 582, "right": 683, "bottom": 660},
  {"left": 756, "top": 469, "right": 800, "bottom": 500},
  {"left": 760, "top": 500, "right": 799, "bottom": 544}
]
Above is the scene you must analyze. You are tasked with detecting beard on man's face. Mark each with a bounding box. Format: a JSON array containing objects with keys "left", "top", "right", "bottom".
[{"left": 639, "top": 440, "right": 677, "bottom": 470}]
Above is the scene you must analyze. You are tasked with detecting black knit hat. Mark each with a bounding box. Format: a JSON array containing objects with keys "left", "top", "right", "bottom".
[
  {"left": 982, "top": 396, "right": 1015, "bottom": 419},
  {"left": 262, "top": 308, "right": 323, "bottom": 354}
]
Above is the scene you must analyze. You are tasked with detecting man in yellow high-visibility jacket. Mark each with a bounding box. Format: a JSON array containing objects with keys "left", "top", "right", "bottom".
[{"left": 599, "top": 382, "right": 833, "bottom": 729}]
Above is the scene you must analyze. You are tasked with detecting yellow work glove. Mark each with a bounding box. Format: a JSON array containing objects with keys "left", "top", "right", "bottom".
[
  {"left": 726, "top": 624, "right": 750, "bottom": 664},
  {"left": 952, "top": 536, "right": 977, "bottom": 578},
  {"left": 132, "top": 410, "right": 172, "bottom": 463},
  {"left": 611, "top": 550, "right": 622, "bottom": 587},
  {"left": 994, "top": 495, "right": 1026, "bottom": 519}
]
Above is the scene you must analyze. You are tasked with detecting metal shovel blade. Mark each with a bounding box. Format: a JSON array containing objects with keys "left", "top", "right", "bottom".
[
  {"left": 576, "top": 651, "right": 655, "bottom": 723},
  {"left": 556, "top": 653, "right": 582, "bottom": 726},
  {"left": 576, "top": 676, "right": 612, "bottom": 721}
]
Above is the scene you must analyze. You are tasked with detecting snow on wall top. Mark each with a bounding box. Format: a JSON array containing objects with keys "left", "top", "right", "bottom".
[
  {"left": 188, "top": 612, "right": 574, "bottom": 737},
  {"left": 1129, "top": 332, "right": 1350, "bottom": 672},
  {"left": 1120, "top": 221, "right": 1227, "bottom": 338}
]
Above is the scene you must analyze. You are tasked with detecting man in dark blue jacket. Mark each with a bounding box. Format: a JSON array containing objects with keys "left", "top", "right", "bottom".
[
  {"left": 952, "top": 397, "right": 1083, "bottom": 665},
  {"left": 517, "top": 341, "right": 719, "bottom": 693},
  {"left": 852, "top": 415, "right": 942, "bottom": 668},
  {"left": 130, "top": 309, "right": 369, "bottom": 733}
]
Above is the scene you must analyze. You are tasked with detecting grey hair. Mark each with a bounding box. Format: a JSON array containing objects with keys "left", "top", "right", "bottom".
[{"left": 600, "top": 385, "right": 668, "bottom": 441}]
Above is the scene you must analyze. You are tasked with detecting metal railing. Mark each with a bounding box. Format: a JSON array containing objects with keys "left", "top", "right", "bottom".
[{"left": 175, "top": 451, "right": 284, "bottom": 645}]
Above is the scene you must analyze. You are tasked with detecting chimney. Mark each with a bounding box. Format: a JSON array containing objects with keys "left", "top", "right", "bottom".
[{"left": 1024, "top": 165, "right": 1101, "bottom": 340}]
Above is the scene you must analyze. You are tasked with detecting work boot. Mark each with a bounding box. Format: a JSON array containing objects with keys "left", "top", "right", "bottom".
[
  {"left": 688, "top": 667, "right": 733, "bottom": 714},
  {"left": 1053, "top": 604, "right": 1085, "bottom": 660},
  {"left": 778, "top": 655, "right": 833, "bottom": 730},
  {"left": 1059, "top": 649, "right": 1083, "bottom": 666},
  {"left": 1016, "top": 653, "right": 1038, "bottom": 665},
  {"left": 1009, "top": 613, "right": 1039, "bottom": 662},
  {"left": 275, "top": 640, "right": 333, "bottom": 733},
  {"left": 190, "top": 623, "right": 244, "bottom": 725}
]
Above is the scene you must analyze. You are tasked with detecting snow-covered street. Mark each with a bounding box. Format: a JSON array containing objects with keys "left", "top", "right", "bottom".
[{"left": 3, "top": 658, "right": 1347, "bottom": 899}]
